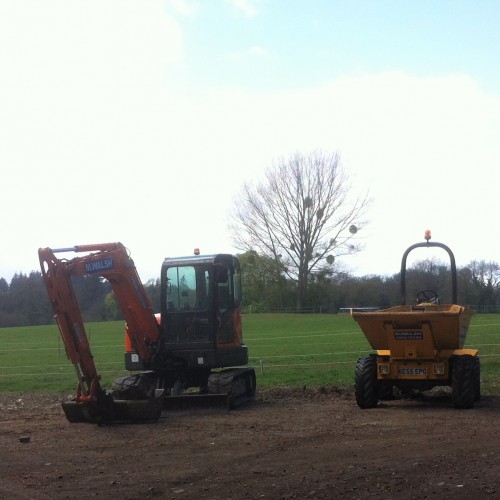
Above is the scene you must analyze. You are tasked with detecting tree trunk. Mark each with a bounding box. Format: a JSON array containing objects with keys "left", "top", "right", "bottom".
[{"left": 296, "top": 268, "right": 307, "bottom": 311}]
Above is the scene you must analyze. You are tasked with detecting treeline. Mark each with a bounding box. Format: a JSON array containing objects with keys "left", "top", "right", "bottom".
[
  {"left": 0, "top": 273, "right": 161, "bottom": 328},
  {"left": 1, "top": 254, "right": 499, "bottom": 328},
  {"left": 238, "top": 252, "right": 500, "bottom": 313}
]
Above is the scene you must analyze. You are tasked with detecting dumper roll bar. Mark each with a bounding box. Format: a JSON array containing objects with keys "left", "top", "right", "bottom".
[{"left": 400, "top": 240, "right": 457, "bottom": 305}]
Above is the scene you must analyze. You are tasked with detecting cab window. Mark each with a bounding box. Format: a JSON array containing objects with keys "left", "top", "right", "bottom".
[{"left": 166, "top": 266, "right": 209, "bottom": 310}]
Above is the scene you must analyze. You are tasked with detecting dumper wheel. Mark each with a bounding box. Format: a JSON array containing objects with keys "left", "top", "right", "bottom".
[
  {"left": 452, "top": 355, "right": 475, "bottom": 409},
  {"left": 473, "top": 356, "right": 481, "bottom": 402},
  {"left": 355, "top": 354, "right": 378, "bottom": 409}
]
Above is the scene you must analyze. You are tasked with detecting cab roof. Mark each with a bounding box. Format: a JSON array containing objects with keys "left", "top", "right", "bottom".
[{"left": 162, "top": 253, "right": 239, "bottom": 268}]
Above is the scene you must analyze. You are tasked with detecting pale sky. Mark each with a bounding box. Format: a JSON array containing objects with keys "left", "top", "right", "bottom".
[{"left": 1, "top": 0, "right": 499, "bottom": 283}]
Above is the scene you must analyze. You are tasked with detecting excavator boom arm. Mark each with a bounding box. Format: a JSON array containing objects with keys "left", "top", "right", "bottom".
[{"left": 38, "top": 243, "right": 161, "bottom": 401}]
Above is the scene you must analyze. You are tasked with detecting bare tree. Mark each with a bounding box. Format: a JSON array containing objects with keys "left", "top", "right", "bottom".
[
  {"left": 467, "top": 260, "right": 500, "bottom": 288},
  {"left": 229, "top": 150, "right": 371, "bottom": 309}
]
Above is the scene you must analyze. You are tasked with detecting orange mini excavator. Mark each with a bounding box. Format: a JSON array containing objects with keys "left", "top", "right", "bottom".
[{"left": 39, "top": 243, "right": 255, "bottom": 424}]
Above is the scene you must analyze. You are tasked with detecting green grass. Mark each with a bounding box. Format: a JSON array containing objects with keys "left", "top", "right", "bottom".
[
  {"left": 464, "top": 315, "right": 500, "bottom": 394},
  {"left": 0, "top": 313, "right": 499, "bottom": 395},
  {"left": 0, "top": 321, "right": 127, "bottom": 393},
  {"left": 244, "top": 313, "right": 371, "bottom": 387}
]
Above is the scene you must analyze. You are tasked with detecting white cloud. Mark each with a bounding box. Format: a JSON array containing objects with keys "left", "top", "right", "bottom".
[
  {"left": 0, "top": 0, "right": 183, "bottom": 90},
  {"left": 167, "top": 0, "right": 200, "bottom": 17},
  {"left": 188, "top": 72, "right": 500, "bottom": 276},
  {"left": 1, "top": 3, "right": 499, "bottom": 281},
  {"left": 225, "top": 0, "right": 259, "bottom": 18}
]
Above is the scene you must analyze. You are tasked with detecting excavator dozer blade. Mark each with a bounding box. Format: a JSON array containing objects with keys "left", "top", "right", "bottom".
[
  {"left": 163, "top": 393, "right": 230, "bottom": 413},
  {"left": 110, "top": 398, "right": 164, "bottom": 423},
  {"left": 61, "top": 396, "right": 163, "bottom": 424},
  {"left": 162, "top": 367, "right": 257, "bottom": 413}
]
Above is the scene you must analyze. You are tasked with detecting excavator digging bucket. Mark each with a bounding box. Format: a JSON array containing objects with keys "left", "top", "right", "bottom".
[
  {"left": 163, "top": 393, "right": 231, "bottom": 413},
  {"left": 61, "top": 398, "right": 114, "bottom": 424},
  {"left": 61, "top": 395, "right": 163, "bottom": 424}
]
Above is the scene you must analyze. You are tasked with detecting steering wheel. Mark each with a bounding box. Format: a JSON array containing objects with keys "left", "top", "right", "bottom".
[{"left": 416, "top": 289, "right": 439, "bottom": 304}]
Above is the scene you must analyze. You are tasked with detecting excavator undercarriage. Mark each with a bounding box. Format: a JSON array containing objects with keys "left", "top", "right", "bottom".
[{"left": 60, "top": 367, "right": 256, "bottom": 423}]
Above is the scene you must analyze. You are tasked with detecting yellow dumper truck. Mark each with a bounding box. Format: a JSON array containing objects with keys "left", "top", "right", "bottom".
[{"left": 352, "top": 231, "right": 479, "bottom": 409}]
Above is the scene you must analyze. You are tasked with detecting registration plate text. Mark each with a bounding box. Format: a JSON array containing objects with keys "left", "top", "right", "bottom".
[{"left": 399, "top": 367, "right": 427, "bottom": 376}]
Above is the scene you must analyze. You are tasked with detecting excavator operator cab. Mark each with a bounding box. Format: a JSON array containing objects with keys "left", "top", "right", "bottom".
[
  {"left": 125, "top": 253, "right": 248, "bottom": 372},
  {"left": 158, "top": 253, "right": 247, "bottom": 369}
]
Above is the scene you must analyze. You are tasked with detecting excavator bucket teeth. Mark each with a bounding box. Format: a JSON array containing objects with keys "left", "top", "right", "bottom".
[
  {"left": 61, "top": 397, "right": 163, "bottom": 424},
  {"left": 164, "top": 394, "right": 230, "bottom": 412}
]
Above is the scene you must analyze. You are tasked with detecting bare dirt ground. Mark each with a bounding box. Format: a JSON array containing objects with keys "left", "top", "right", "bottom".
[{"left": 1, "top": 387, "right": 499, "bottom": 500}]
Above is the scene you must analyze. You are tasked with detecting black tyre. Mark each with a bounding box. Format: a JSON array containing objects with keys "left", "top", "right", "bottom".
[
  {"left": 355, "top": 354, "right": 378, "bottom": 409},
  {"left": 451, "top": 355, "right": 475, "bottom": 409},
  {"left": 473, "top": 356, "right": 481, "bottom": 402}
]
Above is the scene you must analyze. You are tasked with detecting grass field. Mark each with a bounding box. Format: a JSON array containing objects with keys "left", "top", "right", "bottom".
[{"left": 0, "top": 313, "right": 499, "bottom": 395}]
